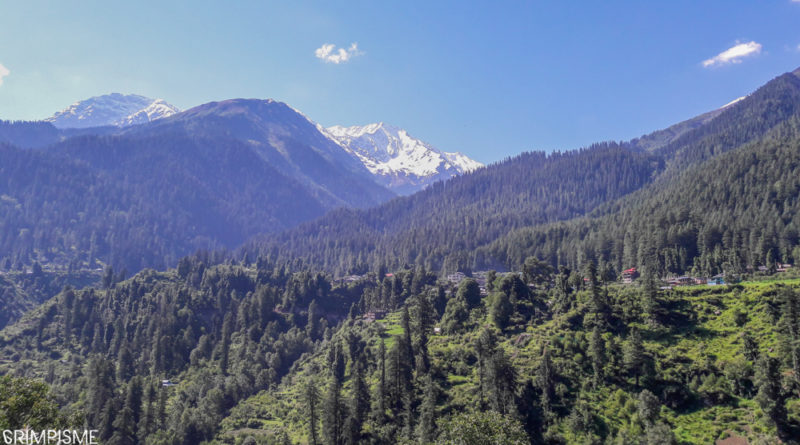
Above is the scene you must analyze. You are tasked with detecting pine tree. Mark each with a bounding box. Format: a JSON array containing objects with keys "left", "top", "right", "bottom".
[
  {"left": 754, "top": 355, "right": 787, "bottom": 433},
  {"left": 108, "top": 406, "right": 136, "bottom": 445},
  {"left": 487, "top": 349, "right": 518, "bottom": 415},
  {"left": 537, "top": 347, "right": 556, "bottom": 417},
  {"left": 778, "top": 287, "right": 800, "bottom": 386},
  {"left": 416, "top": 375, "right": 438, "bottom": 443},
  {"left": 400, "top": 306, "right": 415, "bottom": 371},
  {"left": 323, "top": 379, "right": 346, "bottom": 445},
  {"left": 371, "top": 338, "right": 387, "bottom": 424},
  {"left": 516, "top": 379, "right": 544, "bottom": 444},
  {"left": 303, "top": 379, "right": 321, "bottom": 445},
  {"left": 624, "top": 327, "right": 645, "bottom": 387},
  {"left": 413, "top": 295, "right": 434, "bottom": 374},
  {"left": 640, "top": 267, "right": 660, "bottom": 324},
  {"left": 125, "top": 376, "right": 143, "bottom": 427},
  {"left": 86, "top": 357, "right": 116, "bottom": 430},
  {"left": 329, "top": 342, "right": 346, "bottom": 385},
  {"left": 474, "top": 328, "right": 497, "bottom": 409},
  {"left": 307, "top": 299, "right": 321, "bottom": 341},
  {"left": 457, "top": 278, "right": 482, "bottom": 309},
  {"left": 742, "top": 331, "right": 759, "bottom": 362},
  {"left": 387, "top": 335, "right": 413, "bottom": 414},
  {"left": 589, "top": 326, "right": 605, "bottom": 387},
  {"left": 116, "top": 342, "right": 134, "bottom": 383},
  {"left": 490, "top": 291, "right": 513, "bottom": 330},
  {"left": 219, "top": 313, "right": 233, "bottom": 375},
  {"left": 345, "top": 363, "right": 370, "bottom": 445},
  {"left": 137, "top": 381, "right": 157, "bottom": 440}
]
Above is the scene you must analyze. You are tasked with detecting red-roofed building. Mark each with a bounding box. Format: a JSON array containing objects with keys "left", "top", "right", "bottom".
[{"left": 622, "top": 267, "right": 639, "bottom": 284}]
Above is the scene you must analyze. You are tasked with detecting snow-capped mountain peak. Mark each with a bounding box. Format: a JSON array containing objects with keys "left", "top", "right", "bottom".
[
  {"left": 46, "top": 93, "right": 180, "bottom": 129},
  {"left": 324, "top": 122, "right": 482, "bottom": 194}
]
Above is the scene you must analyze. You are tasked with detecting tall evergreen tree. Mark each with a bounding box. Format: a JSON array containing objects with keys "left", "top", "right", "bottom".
[
  {"left": 303, "top": 379, "right": 321, "bottom": 445},
  {"left": 416, "top": 374, "right": 438, "bottom": 444},
  {"left": 413, "top": 295, "right": 434, "bottom": 373},
  {"left": 589, "top": 326, "right": 605, "bottom": 387},
  {"left": 755, "top": 355, "right": 788, "bottom": 433},
  {"left": 537, "top": 347, "right": 556, "bottom": 417},
  {"left": 323, "top": 379, "right": 346, "bottom": 445},
  {"left": 371, "top": 338, "right": 387, "bottom": 424},
  {"left": 624, "top": 327, "right": 645, "bottom": 387},
  {"left": 345, "top": 363, "right": 370, "bottom": 445}
]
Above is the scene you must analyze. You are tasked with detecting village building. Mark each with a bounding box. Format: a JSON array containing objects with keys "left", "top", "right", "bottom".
[
  {"left": 363, "top": 309, "right": 387, "bottom": 322},
  {"left": 621, "top": 267, "right": 639, "bottom": 283},
  {"left": 446, "top": 271, "right": 467, "bottom": 285},
  {"left": 708, "top": 274, "right": 725, "bottom": 285}
]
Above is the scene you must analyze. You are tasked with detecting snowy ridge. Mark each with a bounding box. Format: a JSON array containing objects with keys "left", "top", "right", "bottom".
[
  {"left": 46, "top": 93, "right": 179, "bottom": 129},
  {"left": 324, "top": 122, "right": 482, "bottom": 194},
  {"left": 721, "top": 96, "right": 747, "bottom": 109}
]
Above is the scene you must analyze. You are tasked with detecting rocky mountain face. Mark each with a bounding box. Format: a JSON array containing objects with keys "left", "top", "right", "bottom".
[
  {"left": 325, "top": 122, "right": 482, "bottom": 194},
  {"left": 46, "top": 93, "right": 179, "bottom": 129}
]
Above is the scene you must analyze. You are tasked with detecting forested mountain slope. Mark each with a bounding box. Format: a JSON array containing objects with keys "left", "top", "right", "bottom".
[
  {"left": 0, "top": 269, "right": 100, "bottom": 330},
  {"left": 214, "top": 271, "right": 800, "bottom": 445},
  {"left": 133, "top": 99, "right": 395, "bottom": 208},
  {"left": 0, "top": 99, "right": 399, "bottom": 274},
  {"left": 482, "top": 113, "right": 800, "bottom": 276},
  {"left": 246, "top": 68, "right": 800, "bottom": 278},
  {"left": 3, "top": 254, "right": 799, "bottom": 444},
  {"left": 0, "top": 136, "right": 325, "bottom": 273},
  {"left": 0, "top": 257, "right": 411, "bottom": 444},
  {"left": 0, "top": 120, "right": 117, "bottom": 149},
  {"left": 247, "top": 145, "right": 660, "bottom": 275},
  {"left": 649, "top": 69, "right": 800, "bottom": 172}
]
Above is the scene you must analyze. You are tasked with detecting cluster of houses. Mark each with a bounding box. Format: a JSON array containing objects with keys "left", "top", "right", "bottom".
[
  {"left": 363, "top": 309, "right": 387, "bottom": 322},
  {"left": 446, "top": 270, "right": 501, "bottom": 296},
  {"left": 662, "top": 275, "right": 726, "bottom": 287},
  {"left": 622, "top": 263, "right": 793, "bottom": 288}
]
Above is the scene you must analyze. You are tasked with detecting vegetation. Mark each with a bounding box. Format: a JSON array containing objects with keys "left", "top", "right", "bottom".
[
  {"left": 247, "top": 144, "right": 660, "bottom": 276},
  {"left": 0, "top": 267, "right": 100, "bottom": 329},
  {"left": 245, "top": 69, "right": 800, "bottom": 279},
  {"left": 0, "top": 375, "right": 71, "bottom": 430},
  {"left": 210, "top": 266, "right": 800, "bottom": 444},
  {"left": 0, "top": 135, "right": 326, "bottom": 273},
  {"left": 2, "top": 65, "right": 800, "bottom": 445}
]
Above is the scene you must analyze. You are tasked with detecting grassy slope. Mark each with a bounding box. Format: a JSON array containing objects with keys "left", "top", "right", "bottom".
[{"left": 214, "top": 277, "right": 800, "bottom": 445}]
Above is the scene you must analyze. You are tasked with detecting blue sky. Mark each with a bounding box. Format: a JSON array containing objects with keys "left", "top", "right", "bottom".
[{"left": 1, "top": 1, "right": 800, "bottom": 163}]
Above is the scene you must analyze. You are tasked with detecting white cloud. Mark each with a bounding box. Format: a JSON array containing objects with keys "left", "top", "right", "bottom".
[
  {"left": 0, "top": 63, "right": 9, "bottom": 86},
  {"left": 702, "top": 41, "right": 762, "bottom": 67},
  {"left": 315, "top": 42, "right": 363, "bottom": 64}
]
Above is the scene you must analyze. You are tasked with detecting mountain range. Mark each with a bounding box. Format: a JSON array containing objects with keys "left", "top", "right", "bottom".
[
  {"left": 2, "top": 67, "right": 800, "bottom": 445},
  {"left": 37, "top": 93, "right": 481, "bottom": 195},
  {"left": 0, "top": 95, "right": 486, "bottom": 274},
  {"left": 245, "top": 67, "right": 800, "bottom": 276}
]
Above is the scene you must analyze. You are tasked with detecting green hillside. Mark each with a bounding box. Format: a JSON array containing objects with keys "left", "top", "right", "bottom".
[{"left": 211, "top": 269, "right": 800, "bottom": 445}]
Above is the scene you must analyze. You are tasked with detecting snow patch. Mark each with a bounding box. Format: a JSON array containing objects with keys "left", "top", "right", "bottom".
[
  {"left": 323, "top": 122, "right": 482, "bottom": 194},
  {"left": 46, "top": 93, "right": 180, "bottom": 129}
]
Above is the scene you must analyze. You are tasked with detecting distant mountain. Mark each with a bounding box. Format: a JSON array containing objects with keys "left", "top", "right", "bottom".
[
  {"left": 628, "top": 96, "right": 747, "bottom": 153},
  {"left": 0, "top": 98, "right": 397, "bottom": 273},
  {"left": 324, "top": 122, "right": 483, "bottom": 194},
  {"left": 136, "top": 99, "right": 395, "bottom": 208},
  {"left": 246, "top": 144, "right": 660, "bottom": 275},
  {"left": 46, "top": 93, "right": 180, "bottom": 129},
  {"left": 0, "top": 134, "right": 328, "bottom": 272}
]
